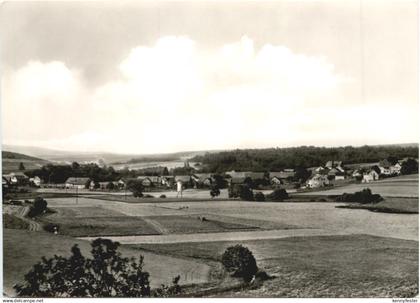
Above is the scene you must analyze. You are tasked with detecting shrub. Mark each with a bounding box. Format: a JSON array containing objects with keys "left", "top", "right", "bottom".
[
  {"left": 228, "top": 184, "right": 253, "bottom": 201},
  {"left": 27, "top": 197, "right": 47, "bottom": 218},
  {"left": 239, "top": 185, "right": 254, "bottom": 201},
  {"left": 143, "top": 194, "right": 154, "bottom": 198},
  {"left": 85, "top": 179, "right": 91, "bottom": 189},
  {"left": 401, "top": 158, "right": 419, "bottom": 175},
  {"left": 337, "top": 188, "right": 383, "bottom": 204},
  {"left": 159, "top": 194, "right": 166, "bottom": 198},
  {"left": 228, "top": 184, "right": 239, "bottom": 198},
  {"left": 254, "top": 192, "right": 265, "bottom": 202},
  {"left": 43, "top": 223, "right": 59, "bottom": 233},
  {"left": 210, "top": 185, "right": 220, "bottom": 198},
  {"left": 126, "top": 180, "right": 143, "bottom": 197},
  {"left": 266, "top": 188, "right": 288, "bottom": 202},
  {"left": 106, "top": 182, "right": 115, "bottom": 190},
  {"left": 14, "top": 238, "right": 181, "bottom": 297},
  {"left": 221, "top": 245, "right": 258, "bottom": 282}
]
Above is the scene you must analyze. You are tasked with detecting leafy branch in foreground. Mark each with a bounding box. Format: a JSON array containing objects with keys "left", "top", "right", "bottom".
[{"left": 14, "top": 238, "right": 181, "bottom": 298}]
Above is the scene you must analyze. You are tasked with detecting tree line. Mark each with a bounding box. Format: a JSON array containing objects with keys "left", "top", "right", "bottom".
[{"left": 192, "top": 145, "right": 419, "bottom": 173}]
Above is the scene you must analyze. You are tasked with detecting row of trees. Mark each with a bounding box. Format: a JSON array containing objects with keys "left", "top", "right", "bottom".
[
  {"left": 192, "top": 145, "right": 419, "bottom": 173},
  {"left": 25, "top": 163, "right": 120, "bottom": 184}
]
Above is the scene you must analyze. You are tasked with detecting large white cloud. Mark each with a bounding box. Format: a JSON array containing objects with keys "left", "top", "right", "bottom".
[{"left": 3, "top": 36, "right": 417, "bottom": 153}]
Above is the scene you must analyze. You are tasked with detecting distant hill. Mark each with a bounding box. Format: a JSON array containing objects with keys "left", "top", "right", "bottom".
[
  {"left": 2, "top": 151, "right": 50, "bottom": 174},
  {"left": 2, "top": 144, "right": 221, "bottom": 167},
  {"left": 2, "top": 151, "right": 45, "bottom": 161}
]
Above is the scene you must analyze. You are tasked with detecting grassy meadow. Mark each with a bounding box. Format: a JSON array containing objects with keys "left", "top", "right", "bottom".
[{"left": 130, "top": 234, "right": 419, "bottom": 298}]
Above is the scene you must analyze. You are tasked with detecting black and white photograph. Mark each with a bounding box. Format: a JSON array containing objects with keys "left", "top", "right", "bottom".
[{"left": 0, "top": 0, "right": 419, "bottom": 300}]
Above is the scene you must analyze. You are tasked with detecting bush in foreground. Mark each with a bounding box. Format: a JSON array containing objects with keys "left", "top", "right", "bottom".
[
  {"left": 221, "top": 245, "right": 258, "bottom": 282},
  {"left": 337, "top": 188, "right": 383, "bottom": 204},
  {"left": 14, "top": 238, "right": 181, "bottom": 297}
]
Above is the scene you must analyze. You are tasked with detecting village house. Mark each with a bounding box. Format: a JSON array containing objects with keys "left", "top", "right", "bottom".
[
  {"left": 161, "top": 176, "right": 175, "bottom": 188},
  {"left": 136, "top": 177, "right": 154, "bottom": 187},
  {"left": 174, "top": 175, "right": 192, "bottom": 188},
  {"left": 327, "top": 168, "right": 345, "bottom": 181},
  {"left": 307, "top": 174, "right": 330, "bottom": 188},
  {"left": 325, "top": 160, "right": 343, "bottom": 169},
  {"left": 269, "top": 170, "right": 295, "bottom": 186},
  {"left": 362, "top": 170, "right": 379, "bottom": 183},
  {"left": 390, "top": 163, "right": 402, "bottom": 175},
  {"left": 117, "top": 179, "right": 126, "bottom": 189},
  {"left": 3, "top": 172, "right": 29, "bottom": 185},
  {"left": 191, "top": 173, "right": 214, "bottom": 188},
  {"left": 65, "top": 177, "right": 90, "bottom": 189},
  {"left": 29, "top": 176, "right": 42, "bottom": 187},
  {"left": 314, "top": 166, "right": 326, "bottom": 173},
  {"left": 352, "top": 169, "right": 363, "bottom": 180},
  {"left": 98, "top": 181, "right": 119, "bottom": 190},
  {"left": 225, "top": 171, "right": 267, "bottom": 187}
]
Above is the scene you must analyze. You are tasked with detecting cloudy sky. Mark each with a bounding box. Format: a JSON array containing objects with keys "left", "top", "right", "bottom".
[{"left": 1, "top": 0, "right": 418, "bottom": 154}]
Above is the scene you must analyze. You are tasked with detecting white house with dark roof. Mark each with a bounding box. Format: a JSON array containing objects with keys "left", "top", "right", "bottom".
[
  {"left": 65, "top": 177, "right": 90, "bottom": 189},
  {"left": 307, "top": 174, "right": 330, "bottom": 188}
]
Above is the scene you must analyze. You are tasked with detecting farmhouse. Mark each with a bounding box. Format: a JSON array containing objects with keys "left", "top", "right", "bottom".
[
  {"left": 269, "top": 170, "right": 295, "bottom": 180},
  {"left": 270, "top": 175, "right": 283, "bottom": 186},
  {"left": 362, "top": 170, "right": 379, "bottom": 183},
  {"left": 325, "top": 160, "right": 343, "bottom": 169},
  {"left": 379, "top": 159, "right": 393, "bottom": 168},
  {"left": 117, "top": 179, "right": 126, "bottom": 188},
  {"left": 137, "top": 177, "right": 154, "bottom": 187},
  {"left": 307, "top": 174, "right": 330, "bottom": 188},
  {"left": 65, "top": 177, "right": 90, "bottom": 189},
  {"left": 191, "top": 173, "right": 214, "bottom": 188},
  {"left": 29, "top": 176, "right": 42, "bottom": 187},
  {"left": 327, "top": 168, "right": 345, "bottom": 181},
  {"left": 3, "top": 172, "right": 29, "bottom": 185},
  {"left": 390, "top": 163, "right": 402, "bottom": 175}
]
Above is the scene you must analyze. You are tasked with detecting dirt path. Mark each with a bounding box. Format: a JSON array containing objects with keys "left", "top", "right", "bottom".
[{"left": 80, "top": 228, "right": 352, "bottom": 245}]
